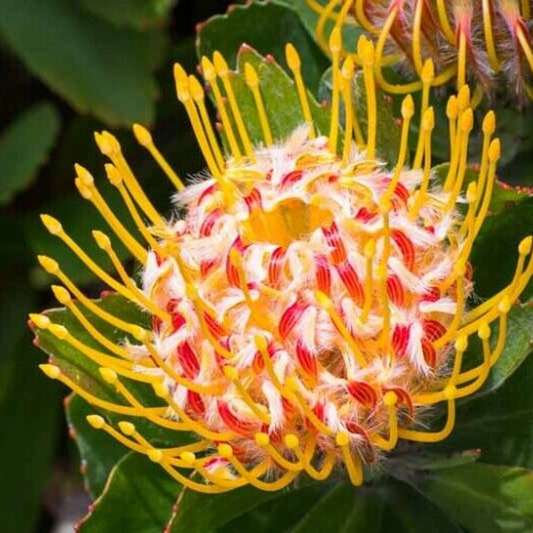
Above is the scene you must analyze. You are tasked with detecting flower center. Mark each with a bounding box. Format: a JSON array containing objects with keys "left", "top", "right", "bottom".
[{"left": 242, "top": 197, "right": 333, "bottom": 247}]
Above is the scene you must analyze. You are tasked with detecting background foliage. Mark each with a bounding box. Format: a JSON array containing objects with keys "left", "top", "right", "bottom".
[{"left": 2, "top": 1, "right": 533, "bottom": 532}]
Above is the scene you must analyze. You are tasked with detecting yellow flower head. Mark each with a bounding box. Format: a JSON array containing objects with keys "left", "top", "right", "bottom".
[
  {"left": 309, "top": 0, "right": 533, "bottom": 100},
  {"left": 32, "top": 37, "right": 531, "bottom": 493}
]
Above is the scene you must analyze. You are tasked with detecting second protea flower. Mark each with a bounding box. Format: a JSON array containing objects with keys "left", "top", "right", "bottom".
[
  {"left": 309, "top": 0, "right": 533, "bottom": 99},
  {"left": 31, "top": 37, "right": 531, "bottom": 493}
]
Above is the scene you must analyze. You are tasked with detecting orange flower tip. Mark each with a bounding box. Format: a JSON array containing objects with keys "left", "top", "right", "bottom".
[
  {"left": 457, "top": 85, "right": 471, "bottom": 109},
  {"left": 133, "top": 124, "right": 152, "bottom": 147},
  {"left": 357, "top": 35, "right": 375, "bottom": 66},
  {"left": 52, "top": 285, "right": 71, "bottom": 304},
  {"left": 99, "top": 367, "right": 118, "bottom": 384},
  {"left": 49, "top": 324, "right": 68, "bottom": 340},
  {"left": 483, "top": 111, "right": 496, "bottom": 135},
  {"left": 454, "top": 262, "right": 467, "bottom": 277},
  {"left": 174, "top": 64, "right": 191, "bottom": 102},
  {"left": 285, "top": 376, "right": 299, "bottom": 392},
  {"left": 92, "top": 230, "right": 111, "bottom": 251},
  {"left": 40, "top": 364, "right": 61, "bottom": 380},
  {"left": 336, "top": 432, "right": 350, "bottom": 447},
  {"left": 446, "top": 96, "right": 459, "bottom": 119},
  {"left": 38, "top": 255, "right": 59, "bottom": 274},
  {"left": 255, "top": 432, "right": 270, "bottom": 447},
  {"left": 460, "top": 108, "right": 474, "bottom": 132},
  {"left": 29, "top": 313, "right": 51, "bottom": 330},
  {"left": 478, "top": 322, "right": 491, "bottom": 340},
  {"left": 254, "top": 334, "right": 268, "bottom": 352},
  {"left": 401, "top": 95, "right": 415, "bottom": 119},
  {"left": 132, "top": 326, "right": 149, "bottom": 342},
  {"left": 200, "top": 56, "right": 216, "bottom": 82},
  {"left": 444, "top": 385, "right": 457, "bottom": 401},
  {"left": 498, "top": 296, "right": 511, "bottom": 314},
  {"left": 489, "top": 139, "right": 502, "bottom": 162},
  {"left": 341, "top": 56, "right": 354, "bottom": 80},
  {"left": 189, "top": 75, "right": 205, "bottom": 100},
  {"left": 223, "top": 366, "right": 239, "bottom": 381},
  {"left": 218, "top": 443, "right": 233, "bottom": 458},
  {"left": 153, "top": 382, "right": 169, "bottom": 398},
  {"left": 213, "top": 51, "right": 229, "bottom": 76},
  {"left": 466, "top": 182, "right": 478, "bottom": 203},
  {"left": 364, "top": 239, "right": 376, "bottom": 258},
  {"left": 285, "top": 43, "right": 301, "bottom": 70},
  {"left": 118, "top": 421, "right": 136, "bottom": 436},
  {"left": 105, "top": 164, "right": 122, "bottom": 186},
  {"left": 94, "top": 132, "right": 114, "bottom": 156},
  {"left": 315, "top": 290, "right": 333, "bottom": 310},
  {"left": 87, "top": 415, "right": 106, "bottom": 430},
  {"left": 383, "top": 391, "right": 398, "bottom": 407},
  {"left": 519, "top": 236, "right": 533, "bottom": 256},
  {"left": 41, "top": 214, "right": 63, "bottom": 235},
  {"left": 75, "top": 164, "right": 94, "bottom": 187},
  {"left": 329, "top": 27, "right": 342, "bottom": 54},
  {"left": 422, "top": 107, "right": 435, "bottom": 131},
  {"left": 148, "top": 449, "right": 163, "bottom": 463},
  {"left": 454, "top": 335, "right": 469, "bottom": 352},
  {"left": 377, "top": 264, "right": 388, "bottom": 281},
  {"left": 380, "top": 198, "right": 392, "bottom": 213},
  {"left": 421, "top": 59, "right": 435, "bottom": 83},
  {"left": 244, "top": 63, "right": 259, "bottom": 88},
  {"left": 180, "top": 451, "right": 196, "bottom": 465},
  {"left": 284, "top": 434, "right": 299, "bottom": 449}
]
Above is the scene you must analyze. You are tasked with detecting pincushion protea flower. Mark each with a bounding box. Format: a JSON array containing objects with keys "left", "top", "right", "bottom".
[
  {"left": 30, "top": 36, "right": 532, "bottom": 494},
  {"left": 308, "top": 0, "right": 533, "bottom": 99}
]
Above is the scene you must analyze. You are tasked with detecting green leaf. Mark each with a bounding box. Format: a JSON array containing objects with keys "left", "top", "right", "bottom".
[
  {"left": 34, "top": 294, "right": 194, "bottom": 447},
  {"left": 414, "top": 463, "right": 533, "bottom": 533},
  {"left": 218, "top": 483, "right": 333, "bottom": 533},
  {"left": 439, "top": 350, "right": 533, "bottom": 470},
  {"left": 67, "top": 394, "right": 127, "bottom": 497},
  {"left": 289, "top": 480, "right": 462, "bottom": 533},
  {"left": 0, "top": 0, "right": 166, "bottom": 126},
  {"left": 0, "top": 281, "right": 63, "bottom": 533},
  {"left": 0, "top": 102, "right": 61, "bottom": 205},
  {"left": 226, "top": 46, "right": 331, "bottom": 145},
  {"left": 170, "top": 478, "right": 460, "bottom": 533},
  {"left": 79, "top": 0, "right": 176, "bottom": 30},
  {"left": 476, "top": 304, "right": 533, "bottom": 396},
  {"left": 168, "top": 483, "right": 287, "bottom": 532},
  {"left": 470, "top": 197, "right": 533, "bottom": 299},
  {"left": 78, "top": 452, "right": 179, "bottom": 532},
  {"left": 197, "top": 1, "right": 329, "bottom": 94}
]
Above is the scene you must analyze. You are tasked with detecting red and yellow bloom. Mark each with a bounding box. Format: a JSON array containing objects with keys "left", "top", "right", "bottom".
[{"left": 31, "top": 37, "right": 531, "bottom": 493}]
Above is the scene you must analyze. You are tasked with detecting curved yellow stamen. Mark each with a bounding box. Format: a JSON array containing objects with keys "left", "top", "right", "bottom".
[
  {"left": 200, "top": 58, "right": 242, "bottom": 161},
  {"left": 74, "top": 167, "right": 147, "bottom": 263},
  {"left": 336, "top": 432, "right": 363, "bottom": 485},
  {"left": 244, "top": 63, "right": 273, "bottom": 146},
  {"left": 357, "top": 36, "right": 377, "bottom": 159},
  {"left": 37, "top": 256, "right": 143, "bottom": 336},
  {"left": 133, "top": 124, "right": 185, "bottom": 191},
  {"left": 315, "top": 290, "right": 369, "bottom": 368},
  {"left": 104, "top": 164, "right": 166, "bottom": 257},
  {"left": 189, "top": 75, "right": 225, "bottom": 171},
  {"left": 482, "top": 0, "right": 501, "bottom": 72},
  {"left": 95, "top": 132, "right": 163, "bottom": 227},
  {"left": 213, "top": 52, "right": 255, "bottom": 162},
  {"left": 437, "top": 0, "right": 457, "bottom": 44}
]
